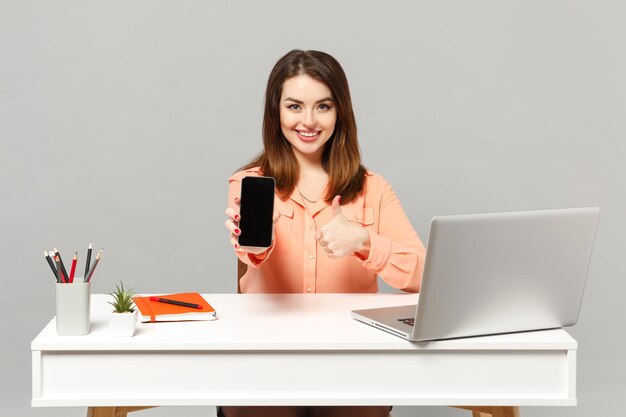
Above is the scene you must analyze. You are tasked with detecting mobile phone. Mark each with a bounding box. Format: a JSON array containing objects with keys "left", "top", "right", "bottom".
[{"left": 238, "top": 176, "right": 276, "bottom": 249}]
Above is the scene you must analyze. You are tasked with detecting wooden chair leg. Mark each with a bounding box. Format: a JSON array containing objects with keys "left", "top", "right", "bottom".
[
  {"left": 453, "top": 406, "right": 520, "bottom": 417},
  {"left": 490, "top": 407, "right": 520, "bottom": 417},
  {"left": 454, "top": 406, "right": 492, "bottom": 415},
  {"left": 87, "top": 406, "right": 156, "bottom": 417},
  {"left": 87, "top": 408, "right": 116, "bottom": 417}
]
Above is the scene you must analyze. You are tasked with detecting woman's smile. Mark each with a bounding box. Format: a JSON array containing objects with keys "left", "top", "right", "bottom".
[{"left": 295, "top": 129, "right": 322, "bottom": 142}]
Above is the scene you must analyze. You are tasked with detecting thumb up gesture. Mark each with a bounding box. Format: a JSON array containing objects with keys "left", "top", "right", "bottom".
[{"left": 315, "top": 196, "right": 370, "bottom": 259}]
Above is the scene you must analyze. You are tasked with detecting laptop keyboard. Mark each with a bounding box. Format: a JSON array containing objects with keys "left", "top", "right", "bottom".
[{"left": 398, "top": 318, "right": 415, "bottom": 326}]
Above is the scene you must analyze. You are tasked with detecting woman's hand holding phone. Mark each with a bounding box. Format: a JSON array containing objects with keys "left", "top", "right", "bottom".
[{"left": 225, "top": 196, "right": 281, "bottom": 255}]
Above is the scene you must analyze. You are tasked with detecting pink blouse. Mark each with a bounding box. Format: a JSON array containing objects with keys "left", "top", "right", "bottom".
[{"left": 228, "top": 168, "right": 425, "bottom": 294}]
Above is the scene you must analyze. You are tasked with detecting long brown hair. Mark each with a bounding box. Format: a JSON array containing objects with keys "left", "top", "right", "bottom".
[{"left": 241, "top": 49, "right": 366, "bottom": 204}]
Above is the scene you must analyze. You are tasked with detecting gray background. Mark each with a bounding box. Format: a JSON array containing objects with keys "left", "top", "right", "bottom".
[{"left": 1, "top": 1, "right": 624, "bottom": 416}]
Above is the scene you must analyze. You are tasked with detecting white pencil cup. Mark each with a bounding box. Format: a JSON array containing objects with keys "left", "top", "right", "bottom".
[{"left": 55, "top": 281, "right": 91, "bottom": 336}]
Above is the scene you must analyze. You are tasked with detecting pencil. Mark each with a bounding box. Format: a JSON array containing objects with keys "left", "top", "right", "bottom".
[
  {"left": 84, "top": 243, "right": 92, "bottom": 280},
  {"left": 44, "top": 250, "right": 58, "bottom": 282},
  {"left": 53, "top": 248, "right": 69, "bottom": 284},
  {"left": 85, "top": 249, "right": 102, "bottom": 283},
  {"left": 69, "top": 252, "right": 77, "bottom": 283},
  {"left": 54, "top": 254, "right": 64, "bottom": 283}
]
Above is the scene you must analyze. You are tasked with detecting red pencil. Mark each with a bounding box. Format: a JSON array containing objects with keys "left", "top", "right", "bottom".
[{"left": 69, "top": 252, "right": 78, "bottom": 283}]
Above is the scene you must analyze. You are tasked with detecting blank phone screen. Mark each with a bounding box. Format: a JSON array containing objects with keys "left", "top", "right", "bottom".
[{"left": 238, "top": 176, "right": 275, "bottom": 248}]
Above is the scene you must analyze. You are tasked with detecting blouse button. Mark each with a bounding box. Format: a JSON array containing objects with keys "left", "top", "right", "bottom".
[
  {"left": 307, "top": 288, "right": 312, "bottom": 293},
  {"left": 308, "top": 254, "right": 315, "bottom": 260}
]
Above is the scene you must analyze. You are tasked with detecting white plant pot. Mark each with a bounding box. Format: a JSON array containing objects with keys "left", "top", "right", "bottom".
[{"left": 109, "top": 311, "right": 137, "bottom": 337}]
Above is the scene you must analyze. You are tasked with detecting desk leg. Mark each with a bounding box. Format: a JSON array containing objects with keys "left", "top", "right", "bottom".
[
  {"left": 87, "top": 406, "right": 156, "bottom": 417},
  {"left": 454, "top": 406, "right": 520, "bottom": 417}
]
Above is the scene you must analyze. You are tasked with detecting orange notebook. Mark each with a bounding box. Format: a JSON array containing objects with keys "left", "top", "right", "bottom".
[{"left": 133, "top": 292, "right": 217, "bottom": 323}]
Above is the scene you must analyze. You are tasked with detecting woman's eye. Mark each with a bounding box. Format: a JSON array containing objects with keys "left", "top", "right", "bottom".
[
  {"left": 318, "top": 103, "right": 332, "bottom": 111},
  {"left": 287, "top": 104, "right": 301, "bottom": 110}
]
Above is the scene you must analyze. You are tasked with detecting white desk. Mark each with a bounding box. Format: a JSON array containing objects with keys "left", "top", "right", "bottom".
[{"left": 31, "top": 294, "right": 577, "bottom": 417}]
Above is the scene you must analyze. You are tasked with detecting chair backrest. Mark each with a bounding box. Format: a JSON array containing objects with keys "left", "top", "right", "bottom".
[{"left": 237, "top": 259, "right": 247, "bottom": 294}]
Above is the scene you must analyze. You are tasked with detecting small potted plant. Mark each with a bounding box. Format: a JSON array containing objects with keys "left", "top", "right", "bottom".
[{"left": 108, "top": 281, "right": 137, "bottom": 337}]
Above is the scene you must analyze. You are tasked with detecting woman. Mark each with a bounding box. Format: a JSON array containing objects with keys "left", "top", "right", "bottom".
[{"left": 223, "top": 50, "right": 426, "bottom": 417}]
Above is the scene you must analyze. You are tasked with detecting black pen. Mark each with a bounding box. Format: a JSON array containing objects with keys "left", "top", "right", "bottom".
[
  {"left": 84, "top": 243, "right": 92, "bottom": 280},
  {"left": 149, "top": 297, "right": 203, "bottom": 309},
  {"left": 44, "top": 250, "right": 58, "bottom": 282}
]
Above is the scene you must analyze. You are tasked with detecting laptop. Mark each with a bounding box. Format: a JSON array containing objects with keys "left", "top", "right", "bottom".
[{"left": 351, "top": 207, "right": 600, "bottom": 341}]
